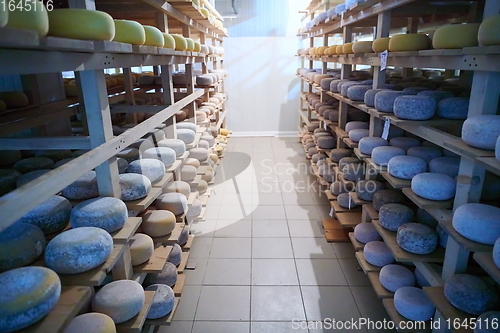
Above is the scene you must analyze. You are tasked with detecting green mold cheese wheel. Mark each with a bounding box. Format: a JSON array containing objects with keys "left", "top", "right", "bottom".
[
  {"left": 0, "top": 266, "right": 61, "bottom": 333},
  {"left": 143, "top": 25, "right": 164, "bottom": 47},
  {"left": 172, "top": 34, "right": 188, "bottom": 51},
  {"left": 48, "top": 9, "right": 114, "bottom": 41},
  {"left": 6, "top": 0, "right": 48, "bottom": 36},
  {"left": 163, "top": 33, "right": 176, "bottom": 49},
  {"left": 113, "top": 20, "right": 145, "bottom": 45}
]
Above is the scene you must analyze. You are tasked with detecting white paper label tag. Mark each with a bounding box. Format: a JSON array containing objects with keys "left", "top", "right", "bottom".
[
  {"left": 381, "top": 118, "right": 390, "bottom": 140},
  {"left": 348, "top": 193, "right": 352, "bottom": 209},
  {"left": 324, "top": 122, "right": 328, "bottom": 130},
  {"left": 380, "top": 50, "right": 388, "bottom": 71},
  {"left": 329, "top": 207, "right": 334, "bottom": 217}
]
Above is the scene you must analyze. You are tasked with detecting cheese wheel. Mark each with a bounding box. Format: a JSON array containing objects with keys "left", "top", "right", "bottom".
[
  {"left": 352, "top": 41, "right": 373, "bottom": 54},
  {"left": 390, "top": 137, "right": 421, "bottom": 151},
  {"left": 433, "top": 24, "right": 479, "bottom": 49},
  {"left": 0, "top": 169, "right": 21, "bottom": 196},
  {"left": 345, "top": 121, "right": 368, "bottom": 133},
  {"left": 336, "top": 45, "right": 344, "bottom": 54},
  {"left": 394, "top": 95, "right": 437, "bottom": 120},
  {"left": 119, "top": 173, "right": 151, "bottom": 201},
  {"left": 373, "top": 190, "right": 406, "bottom": 212},
  {"left": 342, "top": 43, "right": 354, "bottom": 54},
  {"left": 71, "top": 197, "right": 127, "bottom": 233},
  {"left": 92, "top": 280, "right": 145, "bottom": 323},
  {"left": 397, "top": 223, "right": 438, "bottom": 255},
  {"left": 164, "top": 181, "right": 191, "bottom": 198},
  {"left": 187, "top": 199, "right": 202, "bottom": 217},
  {"left": 19, "top": 195, "right": 71, "bottom": 234},
  {"left": 63, "top": 313, "right": 116, "bottom": 333},
  {"left": 156, "top": 193, "right": 188, "bottom": 215},
  {"left": 0, "top": 91, "right": 29, "bottom": 108},
  {"left": 189, "top": 147, "right": 209, "bottom": 162},
  {"left": 143, "top": 147, "right": 176, "bottom": 167},
  {"left": 327, "top": 45, "right": 337, "bottom": 55},
  {"left": 185, "top": 158, "right": 201, "bottom": 169},
  {"left": 374, "top": 91, "right": 408, "bottom": 113},
  {"left": 13, "top": 157, "right": 53, "bottom": 174},
  {"left": 177, "top": 129, "right": 196, "bottom": 144},
  {"left": 372, "top": 146, "right": 405, "bottom": 166},
  {"left": 162, "top": 33, "right": 176, "bottom": 49},
  {"left": 0, "top": 267, "right": 61, "bottom": 332},
  {"left": 193, "top": 41, "right": 201, "bottom": 52},
  {"left": 394, "top": 287, "right": 435, "bottom": 321},
  {"left": 45, "top": 227, "right": 113, "bottom": 274},
  {"left": 358, "top": 137, "right": 389, "bottom": 155},
  {"left": 379, "top": 265, "right": 415, "bottom": 292},
  {"left": 6, "top": 0, "right": 48, "bottom": 36},
  {"left": 48, "top": 9, "right": 114, "bottom": 41},
  {"left": 364, "top": 241, "right": 394, "bottom": 267},
  {"left": 475, "top": 311, "right": 500, "bottom": 333},
  {"left": 453, "top": 203, "right": 500, "bottom": 245},
  {"left": 479, "top": 15, "right": 500, "bottom": 46},
  {"left": 379, "top": 203, "right": 414, "bottom": 232},
  {"left": 354, "top": 222, "right": 381, "bottom": 244},
  {"left": 356, "top": 180, "right": 384, "bottom": 201},
  {"left": 113, "top": 20, "right": 145, "bottom": 45},
  {"left": 172, "top": 35, "right": 188, "bottom": 51},
  {"left": 388, "top": 155, "right": 427, "bottom": 180},
  {"left": 35, "top": 149, "right": 72, "bottom": 162},
  {"left": 117, "top": 147, "right": 141, "bottom": 163},
  {"left": 462, "top": 115, "right": 500, "bottom": 150},
  {"left": 0, "top": 222, "right": 45, "bottom": 271},
  {"left": 16, "top": 169, "right": 51, "bottom": 188},
  {"left": 407, "top": 146, "right": 441, "bottom": 164},
  {"left": 61, "top": 171, "right": 98, "bottom": 200},
  {"left": 142, "top": 210, "right": 176, "bottom": 238},
  {"left": 158, "top": 139, "right": 186, "bottom": 157},
  {"left": 372, "top": 37, "right": 390, "bottom": 52},
  {"left": 145, "top": 284, "right": 175, "bottom": 319},
  {"left": 167, "top": 243, "right": 182, "bottom": 266},
  {"left": 130, "top": 233, "right": 154, "bottom": 266},
  {"left": 200, "top": 7, "right": 209, "bottom": 18},
  {"left": 437, "top": 97, "right": 469, "bottom": 120},
  {"left": 412, "top": 173, "right": 456, "bottom": 201},
  {"left": 181, "top": 165, "right": 197, "bottom": 182},
  {"left": 145, "top": 262, "right": 178, "bottom": 287},
  {"left": 389, "top": 34, "right": 430, "bottom": 52},
  {"left": 444, "top": 274, "right": 498, "bottom": 315},
  {"left": 185, "top": 38, "right": 195, "bottom": 51},
  {"left": 126, "top": 159, "right": 165, "bottom": 184},
  {"left": 143, "top": 25, "right": 164, "bottom": 47}
]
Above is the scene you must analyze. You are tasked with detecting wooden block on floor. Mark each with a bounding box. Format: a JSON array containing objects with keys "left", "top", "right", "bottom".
[
  {"left": 324, "top": 229, "right": 351, "bottom": 242},
  {"left": 349, "top": 232, "right": 364, "bottom": 251},
  {"left": 133, "top": 246, "right": 173, "bottom": 274},
  {"left": 173, "top": 273, "right": 186, "bottom": 297},
  {"left": 177, "top": 251, "right": 190, "bottom": 274},
  {"left": 116, "top": 291, "right": 156, "bottom": 333}
]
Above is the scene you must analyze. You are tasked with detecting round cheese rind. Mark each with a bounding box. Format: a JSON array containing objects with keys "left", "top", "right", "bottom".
[
  {"left": 479, "top": 15, "right": 500, "bottom": 46},
  {"left": 433, "top": 24, "right": 479, "bottom": 49},
  {"left": 71, "top": 197, "right": 128, "bottom": 233},
  {"left": 0, "top": 91, "right": 29, "bottom": 108},
  {"left": 164, "top": 180, "right": 191, "bottom": 198},
  {"left": 411, "top": 172, "right": 456, "bottom": 201},
  {"left": 352, "top": 41, "right": 373, "bottom": 54},
  {"left": 145, "top": 284, "right": 175, "bottom": 319},
  {"left": 172, "top": 34, "right": 188, "bottom": 51},
  {"left": 379, "top": 264, "right": 415, "bottom": 292},
  {"left": 113, "top": 20, "right": 145, "bottom": 45},
  {"left": 444, "top": 274, "right": 499, "bottom": 315},
  {"left": 48, "top": 9, "right": 114, "bottom": 41},
  {"left": 142, "top": 210, "right": 176, "bottom": 237},
  {"left": 394, "top": 287, "right": 435, "bottom": 321},
  {"left": 92, "top": 280, "right": 145, "bottom": 323},
  {"left": 0, "top": 222, "right": 45, "bottom": 271},
  {"left": 363, "top": 241, "right": 394, "bottom": 267},
  {"left": 389, "top": 34, "right": 430, "bottom": 52},
  {"left": 462, "top": 115, "right": 500, "bottom": 150},
  {"left": 119, "top": 173, "right": 152, "bottom": 201},
  {"left": 143, "top": 25, "right": 164, "bottom": 47},
  {"left": 63, "top": 313, "right": 116, "bottom": 333},
  {"left": 453, "top": 203, "right": 500, "bottom": 245},
  {"left": 61, "top": 171, "right": 98, "bottom": 200},
  {"left": 372, "top": 37, "right": 390, "bottom": 52},
  {"left": 397, "top": 223, "right": 439, "bottom": 255},
  {"left": 130, "top": 233, "right": 154, "bottom": 266},
  {"left": 19, "top": 195, "right": 71, "bottom": 234},
  {"left": 126, "top": 159, "right": 165, "bottom": 183},
  {"left": 163, "top": 33, "right": 176, "bottom": 49},
  {"left": 388, "top": 155, "right": 427, "bottom": 180},
  {"left": 6, "top": 0, "right": 48, "bottom": 36},
  {"left": 156, "top": 193, "right": 188, "bottom": 216},
  {"left": 143, "top": 147, "right": 176, "bottom": 167},
  {"left": 354, "top": 222, "right": 381, "bottom": 244}
]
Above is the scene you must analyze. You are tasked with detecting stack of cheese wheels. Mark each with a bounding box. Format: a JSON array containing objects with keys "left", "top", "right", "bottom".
[
  {"left": 48, "top": 9, "right": 115, "bottom": 41},
  {"left": 6, "top": 0, "right": 49, "bottom": 36},
  {"left": 113, "top": 20, "right": 145, "bottom": 45},
  {"left": 433, "top": 24, "right": 480, "bottom": 49},
  {"left": 479, "top": 14, "right": 500, "bottom": 46},
  {"left": 388, "top": 34, "right": 430, "bottom": 52}
]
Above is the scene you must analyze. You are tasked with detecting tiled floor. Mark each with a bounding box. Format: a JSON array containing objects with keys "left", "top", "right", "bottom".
[{"left": 159, "top": 137, "right": 394, "bottom": 333}]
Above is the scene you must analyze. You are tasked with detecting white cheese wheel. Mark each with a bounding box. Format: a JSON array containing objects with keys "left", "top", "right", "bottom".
[
  {"left": 0, "top": 222, "right": 45, "bottom": 271},
  {"left": 358, "top": 137, "right": 389, "bottom": 155},
  {"left": 167, "top": 244, "right": 182, "bottom": 266},
  {"left": 130, "top": 233, "right": 154, "bottom": 266},
  {"left": 156, "top": 193, "right": 188, "bottom": 215},
  {"left": 19, "top": 195, "right": 71, "bottom": 234},
  {"left": 126, "top": 159, "right": 165, "bottom": 183},
  {"left": 143, "top": 147, "right": 176, "bottom": 167},
  {"left": 177, "top": 129, "right": 196, "bottom": 144},
  {"left": 433, "top": 24, "right": 479, "bottom": 49},
  {"left": 119, "top": 173, "right": 151, "bottom": 201},
  {"left": 0, "top": 267, "right": 61, "bottom": 332},
  {"left": 164, "top": 181, "right": 191, "bottom": 197},
  {"left": 352, "top": 41, "right": 373, "bottom": 54},
  {"left": 372, "top": 37, "right": 390, "bottom": 52},
  {"left": 61, "top": 171, "right": 98, "bottom": 200},
  {"left": 158, "top": 139, "right": 186, "bottom": 157},
  {"left": 142, "top": 210, "right": 176, "bottom": 237},
  {"left": 444, "top": 274, "right": 499, "bottom": 315},
  {"left": 184, "top": 158, "right": 201, "bottom": 168},
  {"left": 70, "top": 197, "right": 127, "bottom": 233},
  {"left": 453, "top": 203, "right": 500, "bottom": 245},
  {"left": 363, "top": 241, "right": 394, "bottom": 267},
  {"left": 63, "top": 313, "right": 116, "bottom": 333},
  {"left": 45, "top": 227, "right": 113, "bottom": 274},
  {"left": 92, "top": 280, "right": 145, "bottom": 323},
  {"left": 145, "top": 284, "right": 175, "bottom": 319},
  {"left": 172, "top": 34, "right": 188, "bottom": 51},
  {"left": 411, "top": 172, "right": 456, "bottom": 201},
  {"left": 201, "top": 134, "right": 215, "bottom": 146},
  {"left": 394, "top": 287, "right": 435, "bottom": 321},
  {"left": 388, "top": 155, "right": 427, "bottom": 180},
  {"left": 393, "top": 95, "right": 437, "bottom": 120},
  {"left": 6, "top": 0, "right": 48, "bottom": 36},
  {"left": 379, "top": 264, "right": 415, "bottom": 292},
  {"left": 479, "top": 15, "right": 500, "bottom": 46},
  {"left": 48, "top": 9, "right": 114, "bottom": 41},
  {"left": 198, "top": 140, "right": 210, "bottom": 150},
  {"left": 462, "top": 115, "right": 500, "bottom": 150},
  {"left": 181, "top": 165, "right": 197, "bottom": 182},
  {"left": 113, "top": 20, "right": 145, "bottom": 45},
  {"left": 187, "top": 199, "right": 202, "bottom": 217},
  {"left": 198, "top": 180, "right": 208, "bottom": 194},
  {"left": 389, "top": 34, "right": 430, "bottom": 52},
  {"left": 354, "top": 222, "right": 381, "bottom": 244}
]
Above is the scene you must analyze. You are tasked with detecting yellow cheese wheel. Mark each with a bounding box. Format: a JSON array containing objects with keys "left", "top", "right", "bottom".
[
  {"left": 0, "top": 100, "right": 6, "bottom": 112},
  {"left": 192, "top": 0, "right": 200, "bottom": 5},
  {"left": 433, "top": 24, "right": 479, "bottom": 49},
  {"left": 336, "top": 45, "right": 344, "bottom": 54},
  {"left": 372, "top": 37, "right": 390, "bottom": 52},
  {"left": 143, "top": 26, "right": 164, "bottom": 47},
  {"left": 328, "top": 45, "right": 338, "bottom": 55},
  {"left": 352, "top": 41, "right": 373, "bottom": 54},
  {"left": 342, "top": 43, "right": 354, "bottom": 54},
  {"left": 220, "top": 128, "right": 232, "bottom": 136},
  {"left": 200, "top": 8, "right": 210, "bottom": 18},
  {"left": 308, "top": 47, "right": 316, "bottom": 55},
  {"left": 0, "top": 7, "right": 7, "bottom": 27},
  {"left": 185, "top": 38, "right": 195, "bottom": 51},
  {"left": 130, "top": 233, "right": 154, "bottom": 266},
  {"left": 324, "top": 48, "right": 331, "bottom": 55},
  {"left": 193, "top": 41, "right": 201, "bottom": 52},
  {"left": 113, "top": 20, "right": 145, "bottom": 45},
  {"left": 0, "top": 91, "right": 29, "bottom": 108},
  {"left": 317, "top": 46, "right": 328, "bottom": 55},
  {"left": 478, "top": 15, "right": 500, "bottom": 46},
  {"left": 172, "top": 35, "right": 188, "bottom": 51},
  {"left": 48, "top": 9, "right": 114, "bottom": 41},
  {"left": 163, "top": 33, "right": 175, "bottom": 49},
  {"left": 142, "top": 210, "right": 176, "bottom": 237},
  {"left": 6, "top": 0, "right": 48, "bottom": 36},
  {"left": 389, "top": 34, "right": 430, "bottom": 52},
  {"left": 65, "top": 84, "right": 78, "bottom": 97}
]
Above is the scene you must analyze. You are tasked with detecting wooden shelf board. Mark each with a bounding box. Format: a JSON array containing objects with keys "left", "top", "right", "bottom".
[
  {"left": 21, "top": 286, "right": 93, "bottom": 333},
  {"left": 402, "top": 188, "right": 454, "bottom": 209},
  {"left": 176, "top": 211, "right": 187, "bottom": 223},
  {"left": 477, "top": 157, "right": 500, "bottom": 177},
  {"left": 367, "top": 271, "right": 394, "bottom": 298},
  {"left": 364, "top": 204, "right": 379, "bottom": 221},
  {"left": 343, "top": 137, "right": 359, "bottom": 148},
  {"left": 382, "top": 298, "right": 432, "bottom": 333},
  {"left": 177, "top": 251, "right": 190, "bottom": 274},
  {"left": 173, "top": 273, "right": 186, "bottom": 297},
  {"left": 152, "top": 172, "right": 174, "bottom": 190},
  {"left": 182, "top": 234, "right": 194, "bottom": 251},
  {"left": 126, "top": 187, "right": 162, "bottom": 212},
  {"left": 350, "top": 192, "right": 372, "bottom": 206},
  {"left": 199, "top": 193, "right": 209, "bottom": 206},
  {"left": 334, "top": 126, "right": 349, "bottom": 139},
  {"left": 112, "top": 217, "right": 142, "bottom": 244},
  {"left": 349, "top": 232, "right": 365, "bottom": 251},
  {"left": 144, "top": 297, "right": 180, "bottom": 326},
  {"left": 166, "top": 160, "right": 183, "bottom": 173},
  {"left": 151, "top": 223, "right": 183, "bottom": 245},
  {"left": 381, "top": 171, "right": 411, "bottom": 189},
  {"left": 336, "top": 211, "right": 363, "bottom": 228},
  {"left": 353, "top": 148, "right": 370, "bottom": 160},
  {"left": 355, "top": 251, "right": 381, "bottom": 273},
  {"left": 325, "top": 190, "right": 337, "bottom": 201},
  {"left": 443, "top": 139, "right": 496, "bottom": 160},
  {"left": 473, "top": 252, "right": 500, "bottom": 286},
  {"left": 331, "top": 199, "right": 361, "bottom": 214},
  {"left": 186, "top": 132, "right": 202, "bottom": 149},
  {"left": 116, "top": 290, "right": 156, "bottom": 333},
  {"left": 439, "top": 219, "right": 493, "bottom": 253},
  {"left": 372, "top": 219, "right": 445, "bottom": 263},
  {"left": 133, "top": 245, "right": 173, "bottom": 274},
  {"left": 423, "top": 287, "right": 474, "bottom": 333},
  {"left": 188, "top": 175, "right": 202, "bottom": 189},
  {"left": 187, "top": 191, "right": 199, "bottom": 206}
]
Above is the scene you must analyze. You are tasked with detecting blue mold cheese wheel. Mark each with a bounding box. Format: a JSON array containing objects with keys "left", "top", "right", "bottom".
[
  {"left": 354, "top": 222, "right": 381, "bottom": 244},
  {"left": 113, "top": 20, "right": 145, "bottom": 45},
  {"left": 372, "top": 37, "right": 390, "bottom": 52},
  {"left": 462, "top": 115, "right": 500, "bottom": 150},
  {"left": 143, "top": 25, "right": 164, "bottom": 47},
  {"left": 119, "top": 173, "right": 151, "bottom": 201},
  {"left": 433, "top": 24, "right": 480, "bottom": 49},
  {"left": 379, "top": 264, "right": 415, "bottom": 292},
  {"left": 479, "top": 15, "right": 500, "bottom": 46},
  {"left": 145, "top": 284, "right": 175, "bottom": 319},
  {"left": 6, "top": 0, "right": 48, "bottom": 36},
  {"left": 141, "top": 210, "right": 176, "bottom": 237},
  {"left": 48, "top": 9, "right": 114, "bottom": 41},
  {"left": 374, "top": 91, "right": 408, "bottom": 113},
  {"left": 18, "top": 195, "right": 71, "bottom": 234},
  {"left": 356, "top": 180, "right": 384, "bottom": 201},
  {"left": 185, "top": 38, "right": 195, "bottom": 51},
  {"left": 358, "top": 137, "right": 389, "bottom": 155},
  {"left": 126, "top": 159, "right": 166, "bottom": 184},
  {"left": 379, "top": 203, "right": 414, "bottom": 232},
  {"left": 453, "top": 203, "right": 500, "bottom": 245},
  {"left": 143, "top": 147, "right": 176, "bottom": 167},
  {"left": 475, "top": 311, "right": 500, "bottom": 333},
  {"left": 373, "top": 189, "right": 406, "bottom": 211},
  {"left": 397, "top": 223, "right": 439, "bottom": 255},
  {"left": 177, "top": 129, "right": 196, "bottom": 144},
  {"left": 16, "top": 169, "right": 51, "bottom": 188},
  {"left": 363, "top": 241, "right": 394, "bottom": 267},
  {"left": 388, "top": 33, "right": 430, "bottom": 52},
  {"left": 388, "top": 155, "right": 427, "bottom": 180},
  {"left": 44, "top": 227, "right": 113, "bottom": 274},
  {"left": 394, "top": 286, "right": 435, "bottom": 321},
  {"left": 0, "top": 222, "right": 45, "bottom": 272},
  {"left": 92, "top": 280, "right": 145, "bottom": 323},
  {"left": 0, "top": 266, "right": 61, "bottom": 332},
  {"left": 444, "top": 274, "right": 499, "bottom": 315},
  {"left": 163, "top": 33, "right": 176, "bottom": 49},
  {"left": 158, "top": 139, "right": 186, "bottom": 157},
  {"left": 172, "top": 34, "right": 188, "bottom": 51},
  {"left": 372, "top": 146, "right": 405, "bottom": 166},
  {"left": 412, "top": 172, "right": 456, "bottom": 201},
  {"left": 63, "top": 313, "right": 116, "bottom": 333},
  {"left": 61, "top": 170, "right": 98, "bottom": 200},
  {"left": 393, "top": 95, "right": 437, "bottom": 120},
  {"left": 71, "top": 197, "right": 127, "bottom": 233},
  {"left": 429, "top": 156, "right": 460, "bottom": 178},
  {"left": 130, "top": 233, "right": 154, "bottom": 266},
  {"left": 407, "top": 146, "right": 442, "bottom": 164}
]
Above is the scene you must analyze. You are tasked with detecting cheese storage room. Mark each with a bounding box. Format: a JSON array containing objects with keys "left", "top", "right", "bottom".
[{"left": 1, "top": 0, "right": 500, "bottom": 332}]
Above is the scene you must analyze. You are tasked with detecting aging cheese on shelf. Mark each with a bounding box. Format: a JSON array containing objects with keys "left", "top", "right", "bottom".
[
  {"left": 6, "top": 0, "right": 48, "bottom": 36},
  {"left": 411, "top": 172, "right": 456, "bottom": 201},
  {"left": 145, "top": 284, "right": 175, "bottom": 319},
  {"left": 187, "top": 199, "right": 202, "bottom": 218},
  {"left": 349, "top": 129, "right": 369, "bottom": 143},
  {"left": 371, "top": 146, "right": 405, "bottom": 166},
  {"left": 143, "top": 147, "right": 176, "bottom": 168},
  {"left": 407, "top": 146, "right": 442, "bottom": 164},
  {"left": 394, "top": 287, "right": 435, "bottom": 321},
  {"left": 397, "top": 223, "right": 439, "bottom": 255},
  {"left": 373, "top": 189, "right": 406, "bottom": 212},
  {"left": 167, "top": 243, "right": 182, "bottom": 266},
  {"left": 126, "top": 159, "right": 165, "bottom": 184},
  {"left": 452, "top": 203, "right": 500, "bottom": 245},
  {"left": 71, "top": 197, "right": 127, "bottom": 233},
  {"left": 379, "top": 264, "right": 415, "bottom": 292},
  {"left": 433, "top": 24, "right": 480, "bottom": 49},
  {"left": 0, "top": 91, "right": 29, "bottom": 108},
  {"left": 393, "top": 95, "right": 437, "bottom": 120},
  {"left": 113, "top": 20, "right": 145, "bottom": 45},
  {"left": 462, "top": 115, "right": 500, "bottom": 150},
  {"left": 19, "top": 195, "right": 71, "bottom": 234},
  {"left": 0, "top": 267, "right": 61, "bottom": 332},
  {"left": 390, "top": 137, "right": 421, "bottom": 151},
  {"left": 358, "top": 137, "right": 389, "bottom": 155},
  {"left": 119, "top": 173, "right": 151, "bottom": 201},
  {"left": 342, "top": 43, "right": 354, "bottom": 54},
  {"left": 352, "top": 41, "right": 373, "bottom": 54},
  {"left": 143, "top": 25, "right": 164, "bottom": 47},
  {"left": 172, "top": 34, "right": 188, "bottom": 51},
  {"left": 444, "top": 274, "right": 499, "bottom": 315},
  {"left": 478, "top": 14, "right": 500, "bottom": 46},
  {"left": 363, "top": 241, "right": 394, "bottom": 267},
  {"left": 354, "top": 222, "right": 381, "bottom": 244},
  {"left": 372, "top": 37, "right": 390, "bottom": 52},
  {"left": 163, "top": 33, "right": 176, "bottom": 49},
  {"left": 181, "top": 165, "right": 197, "bottom": 182},
  {"left": 388, "top": 34, "right": 430, "bottom": 52},
  {"left": 388, "top": 155, "right": 427, "bottom": 180},
  {"left": 142, "top": 210, "right": 177, "bottom": 237},
  {"left": 379, "top": 203, "right": 414, "bottom": 232},
  {"left": 130, "top": 233, "right": 154, "bottom": 266},
  {"left": 158, "top": 139, "right": 186, "bottom": 157},
  {"left": 194, "top": 41, "right": 201, "bottom": 52},
  {"left": 48, "top": 9, "right": 114, "bottom": 41},
  {"left": 63, "top": 313, "right": 116, "bottom": 333},
  {"left": 0, "top": 222, "right": 45, "bottom": 272},
  {"left": 185, "top": 38, "right": 195, "bottom": 51},
  {"left": 156, "top": 193, "right": 188, "bottom": 216}
]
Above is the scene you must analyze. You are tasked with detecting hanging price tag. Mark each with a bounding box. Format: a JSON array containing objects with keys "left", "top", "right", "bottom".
[
  {"left": 380, "top": 50, "right": 388, "bottom": 71},
  {"left": 348, "top": 193, "right": 352, "bottom": 209},
  {"left": 381, "top": 117, "right": 391, "bottom": 140},
  {"left": 329, "top": 207, "right": 334, "bottom": 217},
  {"left": 324, "top": 122, "right": 328, "bottom": 130}
]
